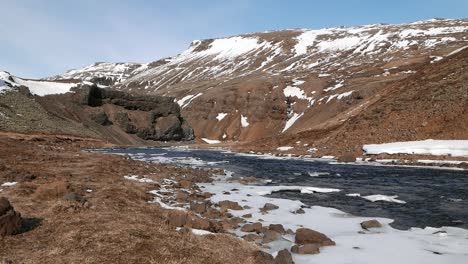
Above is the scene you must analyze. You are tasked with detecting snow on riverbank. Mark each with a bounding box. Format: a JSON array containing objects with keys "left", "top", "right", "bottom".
[
  {"left": 363, "top": 140, "right": 468, "bottom": 157},
  {"left": 200, "top": 173, "right": 468, "bottom": 264},
  {"left": 201, "top": 138, "right": 221, "bottom": 144}
]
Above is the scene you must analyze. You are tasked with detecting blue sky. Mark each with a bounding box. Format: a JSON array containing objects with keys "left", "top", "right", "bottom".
[{"left": 1, "top": 0, "right": 467, "bottom": 78}]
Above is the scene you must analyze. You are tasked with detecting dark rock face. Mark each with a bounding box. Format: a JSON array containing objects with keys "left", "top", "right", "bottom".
[
  {"left": 0, "top": 197, "right": 23, "bottom": 237},
  {"left": 76, "top": 85, "right": 194, "bottom": 141}
]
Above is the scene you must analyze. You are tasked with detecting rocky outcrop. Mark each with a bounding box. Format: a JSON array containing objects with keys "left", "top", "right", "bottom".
[
  {"left": 0, "top": 197, "right": 23, "bottom": 236},
  {"left": 74, "top": 85, "right": 194, "bottom": 141}
]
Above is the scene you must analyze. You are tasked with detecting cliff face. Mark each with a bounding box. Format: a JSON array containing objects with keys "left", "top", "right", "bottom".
[{"left": 77, "top": 85, "right": 194, "bottom": 141}]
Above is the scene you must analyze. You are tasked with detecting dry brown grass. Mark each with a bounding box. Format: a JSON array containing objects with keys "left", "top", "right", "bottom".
[{"left": 0, "top": 132, "right": 260, "bottom": 263}]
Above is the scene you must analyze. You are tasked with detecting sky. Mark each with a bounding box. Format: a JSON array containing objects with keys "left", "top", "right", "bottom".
[{"left": 1, "top": 0, "right": 467, "bottom": 78}]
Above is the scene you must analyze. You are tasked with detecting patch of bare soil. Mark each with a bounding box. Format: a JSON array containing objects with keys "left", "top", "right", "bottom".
[{"left": 0, "top": 132, "right": 261, "bottom": 264}]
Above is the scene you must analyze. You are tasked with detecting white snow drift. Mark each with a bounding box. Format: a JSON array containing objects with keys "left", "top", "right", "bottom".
[{"left": 363, "top": 140, "right": 468, "bottom": 157}]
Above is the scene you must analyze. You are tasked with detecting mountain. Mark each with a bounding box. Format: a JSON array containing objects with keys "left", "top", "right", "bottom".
[
  {"left": 47, "top": 62, "right": 150, "bottom": 86},
  {"left": 49, "top": 18, "right": 468, "bottom": 151}
]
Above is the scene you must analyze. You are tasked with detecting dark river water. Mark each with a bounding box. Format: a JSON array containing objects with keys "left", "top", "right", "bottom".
[{"left": 96, "top": 147, "right": 468, "bottom": 230}]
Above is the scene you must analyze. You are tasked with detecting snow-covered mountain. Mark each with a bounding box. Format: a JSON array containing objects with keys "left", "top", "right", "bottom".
[
  {"left": 120, "top": 18, "right": 467, "bottom": 90},
  {"left": 49, "top": 18, "right": 468, "bottom": 144},
  {"left": 47, "top": 62, "right": 150, "bottom": 86},
  {"left": 1, "top": 71, "right": 79, "bottom": 96}
]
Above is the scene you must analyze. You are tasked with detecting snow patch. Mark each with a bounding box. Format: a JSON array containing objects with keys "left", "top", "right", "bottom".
[
  {"left": 216, "top": 112, "right": 228, "bottom": 121},
  {"left": 1, "top": 182, "right": 18, "bottom": 187},
  {"left": 362, "top": 194, "right": 407, "bottom": 204},
  {"left": 282, "top": 112, "right": 304, "bottom": 133},
  {"left": 241, "top": 115, "right": 249, "bottom": 127},
  {"left": 13, "top": 77, "right": 77, "bottom": 96},
  {"left": 277, "top": 146, "right": 294, "bottom": 151},
  {"left": 123, "top": 175, "right": 155, "bottom": 183},
  {"left": 363, "top": 140, "right": 468, "bottom": 157},
  {"left": 177, "top": 93, "right": 203, "bottom": 109},
  {"left": 201, "top": 138, "right": 221, "bottom": 144}
]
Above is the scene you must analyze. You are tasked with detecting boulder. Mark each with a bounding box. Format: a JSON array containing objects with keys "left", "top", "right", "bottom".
[
  {"left": 274, "top": 249, "right": 294, "bottom": 264},
  {"left": 269, "top": 224, "right": 286, "bottom": 234},
  {"left": 175, "top": 191, "right": 189, "bottom": 202},
  {"left": 291, "top": 244, "right": 320, "bottom": 255},
  {"left": 293, "top": 208, "right": 305, "bottom": 214},
  {"left": 251, "top": 250, "right": 274, "bottom": 264},
  {"left": 190, "top": 201, "right": 208, "bottom": 214},
  {"left": 0, "top": 197, "right": 23, "bottom": 237},
  {"left": 186, "top": 214, "right": 211, "bottom": 231},
  {"left": 167, "top": 210, "right": 187, "bottom": 227},
  {"left": 218, "top": 219, "right": 240, "bottom": 230},
  {"left": 338, "top": 153, "right": 357, "bottom": 162},
  {"left": 241, "top": 222, "right": 263, "bottom": 233},
  {"left": 153, "top": 115, "right": 183, "bottom": 141},
  {"left": 261, "top": 203, "right": 279, "bottom": 212},
  {"left": 179, "top": 180, "right": 193, "bottom": 189},
  {"left": 242, "top": 233, "right": 262, "bottom": 242},
  {"left": 242, "top": 213, "right": 252, "bottom": 218},
  {"left": 218, "top": 200, "right": 243, "bottom": 210},
  {"left": 360, "top": 219, "right": 382, "bottom": 230},
  {"left": 262, "top": 229, "right": 281, "bottom": 243},
  {"left": 295, "top": 228, "right": 335, "bottom": 246}
]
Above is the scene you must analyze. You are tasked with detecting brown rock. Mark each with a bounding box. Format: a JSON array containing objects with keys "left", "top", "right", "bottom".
[
  {"left": 242, "top": 233, "right": 262, "bottom": 242},
  {"left": 262, "top": 229, "right": 281, "bottom": 243},
  {"left": 175, "top": 191, "right": 189, "bottom": 202},
  {"left": 295, "top": 228, "right": 335, "bottom": 246},
  {"left": 167, "top": 210, "right": 187, "bottom": 227},
  {"left": 241, "top": 222, "right": 263, "bottom": 233},
  {"left": 190, "top": 201, "right": 208, "bottom": 214},
  {"left": 202, "top": 192, "right": 213, "bottom": 198},
  {"left": 251, "top": 250, "right": 274, "bottom": 264},
  {"left": 0, "top": 197, "right": 23, "bottom": 237},
  {"left": 274, "top": 249, "right": 294, "bottom": 264},
  {"left": 242, "top": 213, "right": 253, "bottom": 218},
  {"left": 286, "top": 229, "right": 295, "bottom": 235},
  {"left": 179, "top": 180, "right": 193, "bottom": 189},
  {"left": 0, "top": 197, "right": 12, "bottom": 216},
  {"left": 269, "top": 224, "right": 286, "bottom": 234},
  {"left": 218, "top": 219, "right": 239, "bottom": 230},
  {"left": 338, "top": 153, "right": 357, "bottom": 162},
  {"left": 293, "top": 208, "right": 305, "bottom": 214},
  {"left": 262, "top": 203, "right": 279, "bottom": 211},
  {"left": 218, "top": 200, "right": 243, "bottom": 210},
  {"left": 360, "top": 219, "right": 382, "bottom": 230},
  {"left": 202, "top": 208, "right": 229, "bottom": 219},
  {"left": 186, "top": 214, "right": 211, "bottom": 231},
  {"left": 291, "top": 244, "right": 320, "bottom": 255}
]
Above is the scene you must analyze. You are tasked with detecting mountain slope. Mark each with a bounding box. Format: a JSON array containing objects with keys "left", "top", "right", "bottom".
[
  {"left": 47, "top": 62, "right": 150, "bottom": 86},
  {"left": 238, "top": 47, "right": 468, "bottom": 156},
  {"left": 51, "top": 18, "right": 468, "bottom": 146}
]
